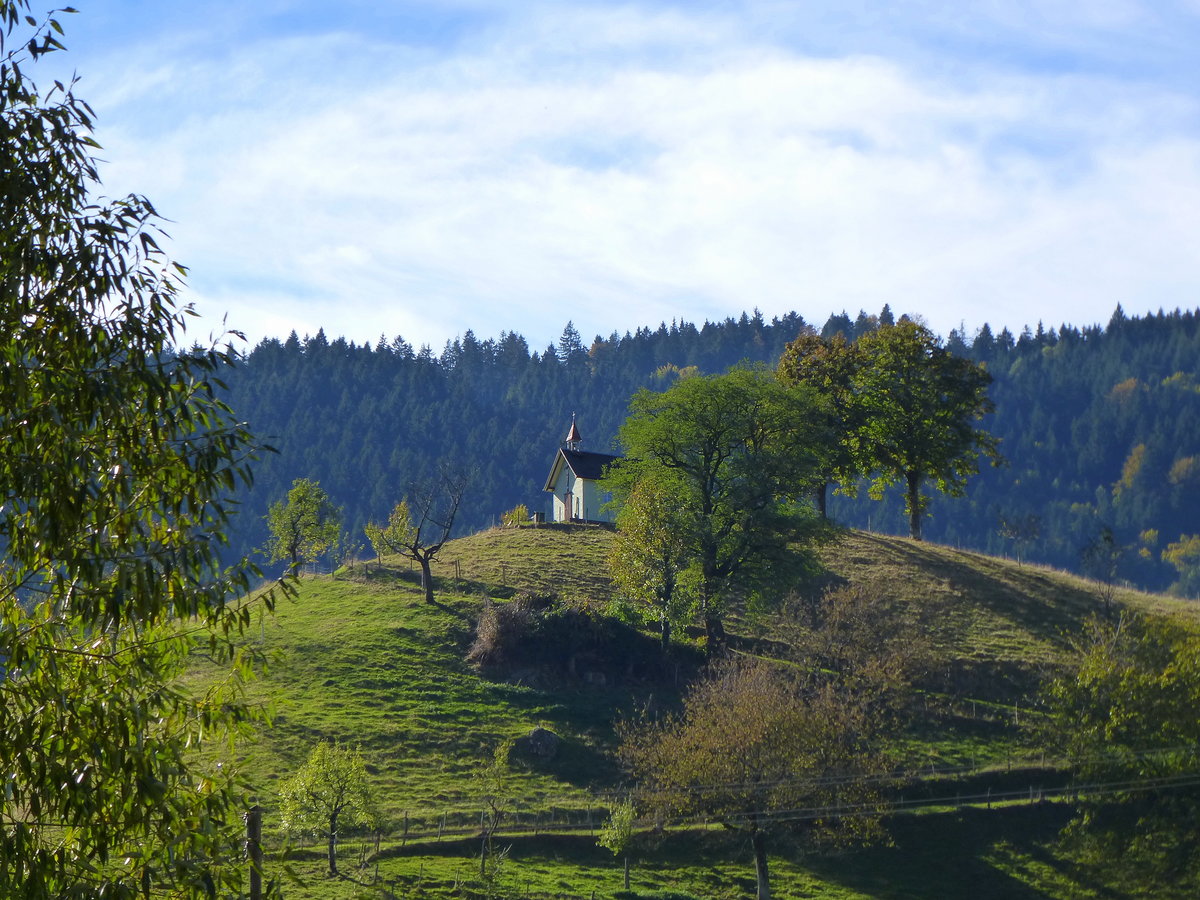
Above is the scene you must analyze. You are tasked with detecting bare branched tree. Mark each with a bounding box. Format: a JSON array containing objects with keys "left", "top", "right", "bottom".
[{"left": 366, "top": 466, "right": 471, "bottom": 603}]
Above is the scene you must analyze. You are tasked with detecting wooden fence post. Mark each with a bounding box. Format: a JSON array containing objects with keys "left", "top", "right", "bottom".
[{"left": 245, "top": 805, "right": 263, "bottom": 900}]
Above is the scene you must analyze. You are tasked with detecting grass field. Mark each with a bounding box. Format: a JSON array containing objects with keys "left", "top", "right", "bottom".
[{"left": 220, "top": 525, "right": 1199, "bottom": 898}]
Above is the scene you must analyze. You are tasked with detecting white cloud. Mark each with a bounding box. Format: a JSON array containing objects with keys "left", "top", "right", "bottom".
[{"left": 78, "top": 3, "right": 1200, "bottom": 350}]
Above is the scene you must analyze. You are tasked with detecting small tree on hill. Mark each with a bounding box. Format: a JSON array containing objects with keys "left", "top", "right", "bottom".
[
  {"left": 1082, "top": 525, "right": 1124, "bottom": 616},
  {"left": 279, "top": 742, "right": 376, "bottom": 876},
  {"left": 609, "top": 477, "right": 695, "bottom": 648},
  {"left": 501, "top": 503, "right": 529, "bottom": 527},
  {"left": 474, "top": 742, "right": 514, "bottom": 888},
  {"left": 365, "top": 468, "right": 469, "bottom": 603},
  {"left": 266, "top": 477, "right": 342, "bottom": 574},
  {"left": 998, "top": 512, "right": 1042, "bottom": 565},
  {"left": 598, "top": 797, "right": 637, "bottom": 891}
]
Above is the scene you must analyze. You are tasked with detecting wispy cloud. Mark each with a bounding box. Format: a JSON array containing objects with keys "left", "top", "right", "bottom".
[{"left": 65, "top": 1, "right": 1200, "bottom": 349}]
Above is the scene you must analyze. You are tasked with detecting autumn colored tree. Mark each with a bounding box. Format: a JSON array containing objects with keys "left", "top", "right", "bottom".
[
  {"left": 621, "top": 657, "right": 890, "bottom": 900},
  {"left": 777, "top": 331, "right": 865, "bottom": 517},
  {"left": 778, "top": 582, "right": 934, "bottom": 719},
  {"left": 854, "top": 320, "right": 1000, "bottom": 540}
]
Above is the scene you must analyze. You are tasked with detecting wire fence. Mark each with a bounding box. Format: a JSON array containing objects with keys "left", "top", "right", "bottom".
[{"left": 280, "top": 744, "right": 1200, "bottom": 851}]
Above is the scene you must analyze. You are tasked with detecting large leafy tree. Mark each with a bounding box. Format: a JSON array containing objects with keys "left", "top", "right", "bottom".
[
  {"left": 854, "top": 320, "right": 1000, "bottom": 540},
  {"left": 606, "top": 367, "right": 827, "bottom": 643},
  {"left": 777, "top": 331, "right": 865, "bottom": 517},
  {"left": 0, "top": 4, "right": 279, "bottom": 896}
]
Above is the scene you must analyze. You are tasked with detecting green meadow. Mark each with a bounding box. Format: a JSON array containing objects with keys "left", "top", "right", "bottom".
[{"left": 221, "top": 525, "right": 1198, "bottom": 899}]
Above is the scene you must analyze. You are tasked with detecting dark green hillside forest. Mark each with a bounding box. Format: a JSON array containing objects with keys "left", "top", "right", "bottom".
[
  {"left": 223, "top": 306, "right": 1200, "bottom": 595},
  {"left": 223, "top": 314, "right": 802, "bottom": 558}
]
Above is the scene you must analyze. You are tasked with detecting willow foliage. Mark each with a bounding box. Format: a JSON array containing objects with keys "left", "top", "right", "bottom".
[{"left": 0, "top": 4, "right": 281, "bottom": 896}]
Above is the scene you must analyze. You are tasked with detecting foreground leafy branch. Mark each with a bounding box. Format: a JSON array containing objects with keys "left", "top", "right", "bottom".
[{"left": 0, "top": 4, "right": 284, "bottom": 895}]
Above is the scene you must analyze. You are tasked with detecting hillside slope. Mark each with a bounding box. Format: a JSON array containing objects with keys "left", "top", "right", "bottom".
[{"left": 235, "top": 526, "right": 1198, "bottom": 898}]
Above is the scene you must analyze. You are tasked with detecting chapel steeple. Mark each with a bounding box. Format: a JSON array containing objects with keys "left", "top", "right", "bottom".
[{"left": 564, "top": 413, "right": 582, "bottom": 451}]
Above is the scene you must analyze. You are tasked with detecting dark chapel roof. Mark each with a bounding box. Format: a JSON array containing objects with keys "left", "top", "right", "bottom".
[{"left": 542, "top": 447, "right": 621, "bottom": 491}]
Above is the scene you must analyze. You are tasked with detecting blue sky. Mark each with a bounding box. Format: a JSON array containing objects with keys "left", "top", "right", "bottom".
[{"left": 32, "top": 0, "right": 1200, "bottom": 351}]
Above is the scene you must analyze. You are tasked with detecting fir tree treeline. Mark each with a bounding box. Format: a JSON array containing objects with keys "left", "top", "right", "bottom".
[
  {"left": 222, "top": 305, "right": 1200, "bottom": 595},
  {"left": 222, "top": 311, "right": 803, "bottom": 565}
]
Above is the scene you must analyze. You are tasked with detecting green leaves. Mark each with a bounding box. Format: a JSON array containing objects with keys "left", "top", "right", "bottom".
[
  {"left": 265, "top": 477, "right": 341, "bottom": 572},
  {"left": 0, "top": 3, "right": 278, "bottom": 895},
  {"left": 1043, "top": 615, "right": 1200, "bottom": 888},
  {"left": 278, "top": 742, "right": 376, "bottom": 876},
  {"left": 852, "top": 321, "right": 999, "bottom": 539},
  {"left": 608, "top": 366, "right": 827, "bottom": 638},
  {"left": 597, "top": 798, "right": 637, "bottom": 857}
]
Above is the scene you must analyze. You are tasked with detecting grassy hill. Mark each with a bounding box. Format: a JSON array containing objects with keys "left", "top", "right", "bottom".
[{"left": 231, "top": 525, "right": 1198, "bottom": 899}]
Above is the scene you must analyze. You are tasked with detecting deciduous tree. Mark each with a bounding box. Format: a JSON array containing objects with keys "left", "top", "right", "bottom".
[
  {"left": 0, "top": 4, "right": 281, "bottom": 895},
  {"left": 854, "top": 321, "right": 999, "bottom": 540},
  {"left": 266, "top": 477, "right": 342, "bottom": 574},
  {"left": 279, "top": 743, "right": 376, "bottom": 876},
  {"left": 598, "top": 798, "right": 637, "bottom": 891},
  {"left": 1043, "top": 614, "right": 1200, "bottom": 891},
  {"left": 609, "top": 478, "right": 695, "bottom": 648},
  {"left": 474, "top": 743, "right": 514, "bottom": 887},
  {"left": 621, "top": 657, "right": 890, "bottom": 900},
  {"left": 365, "top": 467, "right": 469, "bottom": 604},
  {"left": 606, "top": 367, "right": 827, "bottom": 643},
  {"left": 1161, "top": 533, "right": 1200, "bottom": 598},
  {"left": 777, "top": 331, "right": 865, "bottom": 517}
]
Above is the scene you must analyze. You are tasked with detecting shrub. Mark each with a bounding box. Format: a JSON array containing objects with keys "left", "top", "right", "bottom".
[
  {"left": 501, "top": 504, "right": 530, "bottom": 527},
  {"left": 466, "top": 594, "right": 692, "bottom": 682},
  {"left": 466, "top": 593, "right": 550, "bottom": 670}
]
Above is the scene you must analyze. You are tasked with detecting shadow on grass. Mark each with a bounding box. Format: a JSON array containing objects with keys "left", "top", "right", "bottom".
[
  {"left": 853, "top": 533, "right": 1101, "bottom": 651},
  {"left": 371, "top": 804, "right": 1141, "bottom": 899},
  {"left": 794, "top": 804, "right": 1077, "bottom": 899}
]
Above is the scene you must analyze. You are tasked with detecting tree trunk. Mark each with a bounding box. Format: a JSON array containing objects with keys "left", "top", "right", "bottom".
[
  {"left": 660, "top": 615, "right": 671, "bottom": 649},
  {"left": 703, "top": 613, "right": 726, "bottom": 648},
  {"left": 623, "top": 853, "right": 630, "bottom": 891},
  {"left": 699, "top": 578, "right": 725, "bottom": 648},
  {"left": 328, "top": 810, "right": 339, "bottom": 876},
  {"left": 815, "top": 481, "right": 828, "bottom": 518},
  {"left": 905, "top": 470, "right": 923, "bottom": 541},
  {"left": 751, "top": 828, "right": 770, "bottom": 900},
  {"left": 420, "top": 557, "right": 435, "bottom": 604}
]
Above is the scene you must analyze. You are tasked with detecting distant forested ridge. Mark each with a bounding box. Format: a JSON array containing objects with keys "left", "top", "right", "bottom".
[{"left": 221, "top": 306, "right": 1200, "bottom": 595}]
